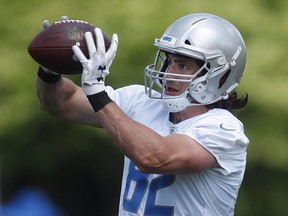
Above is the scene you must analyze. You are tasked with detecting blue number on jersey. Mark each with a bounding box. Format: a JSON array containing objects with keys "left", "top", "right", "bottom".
[{"left": 123, "top": 161, "right": 175, "bottom": 215}]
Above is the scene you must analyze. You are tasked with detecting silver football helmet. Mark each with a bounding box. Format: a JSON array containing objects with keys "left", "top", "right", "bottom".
[{"left": 145, "top": 13, "right": 246, "bottom": 113}]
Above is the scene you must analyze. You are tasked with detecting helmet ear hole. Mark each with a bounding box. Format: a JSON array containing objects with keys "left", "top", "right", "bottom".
[
  {"left": 185, "top": 39, "right": 192, "bottom": 45},
  {"left": 219, "top": 70, "right": 231, "bottom": 88}
]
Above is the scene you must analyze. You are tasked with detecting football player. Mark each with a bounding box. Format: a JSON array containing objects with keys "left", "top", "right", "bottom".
[{"left": 36, "top": 13, "right": 249, "bottom": 216}]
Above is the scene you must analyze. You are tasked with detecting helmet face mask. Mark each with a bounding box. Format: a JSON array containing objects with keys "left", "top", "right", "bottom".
[{"left": 144, "top": 13, "right": 246, "bottom": 113}]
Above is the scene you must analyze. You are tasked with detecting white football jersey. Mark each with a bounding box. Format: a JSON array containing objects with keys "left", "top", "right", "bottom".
[{"left": 106, "top": 85, "right": 249, "bottom": 216}]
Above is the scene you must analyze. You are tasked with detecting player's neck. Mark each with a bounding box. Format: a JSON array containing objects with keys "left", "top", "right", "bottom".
[{"left": 170, "top": 105, "right": 208, "bottom": 124}]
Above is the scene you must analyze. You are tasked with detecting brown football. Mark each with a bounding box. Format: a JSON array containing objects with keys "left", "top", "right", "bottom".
[{"left": 27, "top": 20, "right": 111, "bottom": 75}]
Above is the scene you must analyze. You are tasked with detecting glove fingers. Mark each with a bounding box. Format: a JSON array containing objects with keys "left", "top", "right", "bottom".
[
  {"left": 85, "top": 32, "right": 96, "bottom": 57},
  {"left": 95, "top": 28, "right": 105, "bottom": 55},
  {"left": 59, "top": 16, "right": 69, "bottom": 21},
  {"left": 42, "top": 16, "right": 69, "bottom": 30},
  {"left": 43, "top": 20, "right": 50, "bottom": 29},
  {"left": 106, "top": 33, "right": 119, "bottom": 65},
  {"left": 72, "top": 45, "right": 88, "bottom": 63}
]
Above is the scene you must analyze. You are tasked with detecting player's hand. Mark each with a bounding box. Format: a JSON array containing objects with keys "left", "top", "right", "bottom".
[
  {"left": 39, "top": 16, "right": 69, "bottom": 75},
  {"left": 72, "top": 28, "right": 118, "bottom": 95}
]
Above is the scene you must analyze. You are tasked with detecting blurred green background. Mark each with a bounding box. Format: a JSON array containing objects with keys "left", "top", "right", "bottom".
[{"left": 1, "top": 0, "right": 288, "bottom": 215}]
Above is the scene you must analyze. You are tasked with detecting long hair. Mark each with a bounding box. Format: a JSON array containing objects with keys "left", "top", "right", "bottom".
[{"left": 206, "top": 92, "right": 248, "bottom": 111}]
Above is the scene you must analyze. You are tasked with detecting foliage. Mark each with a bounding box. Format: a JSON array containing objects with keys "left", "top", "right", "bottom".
[{"left": 0, "top": 0, "right": 288, "bottom": 215}]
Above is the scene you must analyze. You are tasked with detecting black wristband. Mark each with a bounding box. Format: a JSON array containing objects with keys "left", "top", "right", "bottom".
[
  {"left": 37, "top": 67, "right": 61, "bottom": 83},
  {"left": 87, "top": 91, "right": 113, "bottom": 112}
]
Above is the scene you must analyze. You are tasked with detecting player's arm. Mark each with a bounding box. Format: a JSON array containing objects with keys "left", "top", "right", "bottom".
[
  {"left": 36, "top": 69, "right": 102, "bottom": 127},
  {"left": 72, "top": 28, "right": 217, "bottom": 174},
  {"left": 34, "top": 16, "right": 103, "bottom": 127},
  {"left": 95, "top": 101, "right": 217, "bottom": 174}
]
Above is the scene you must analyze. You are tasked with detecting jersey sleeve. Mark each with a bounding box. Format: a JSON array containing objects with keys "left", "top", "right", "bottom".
[
  {"left": 181, "top": 113, "right": 249, "bottom": 175},
  {"left": 105, "top": 85, "right": 146, "bottom": 115}
]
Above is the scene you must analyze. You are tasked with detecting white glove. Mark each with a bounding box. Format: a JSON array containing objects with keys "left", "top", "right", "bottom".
[
  {"left": 43, "top": 15, "right": 69, "bottom": 29},
  {"left": 72, "top": 28, "right": 118, "bottom": 95}
]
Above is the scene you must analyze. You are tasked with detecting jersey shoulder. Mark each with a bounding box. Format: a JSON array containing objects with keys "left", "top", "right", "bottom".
[{"left": 106, "top": 85, "right": 162, "bottom": 116}]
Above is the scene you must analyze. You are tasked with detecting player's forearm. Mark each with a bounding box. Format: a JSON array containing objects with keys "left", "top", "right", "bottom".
[
  {"left": 36, "top": 76, "right": 105, "bottom": 127},
  {"left": 97, "top": 102, "right": 168, "bottom": 173},
  {"left": 36, "top": 76, "right": 75, "bottom": 117}
]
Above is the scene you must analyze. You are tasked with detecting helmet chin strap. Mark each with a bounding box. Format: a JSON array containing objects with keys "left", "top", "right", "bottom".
[
  {"left": 161, "top": 91, "right": 202, "bottom": 113},
  {"left": 162, "top": 96, "right": 190, "bottom": 113}
]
